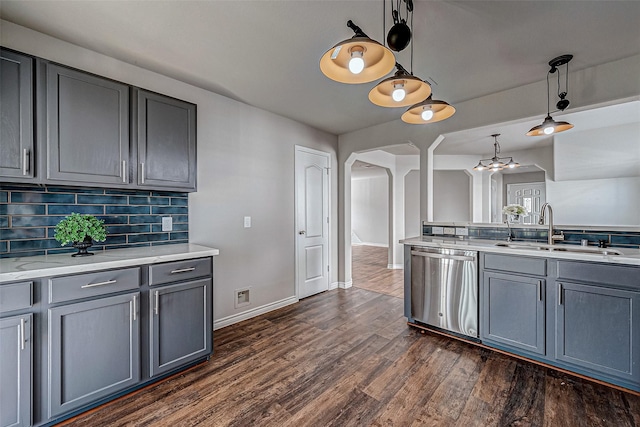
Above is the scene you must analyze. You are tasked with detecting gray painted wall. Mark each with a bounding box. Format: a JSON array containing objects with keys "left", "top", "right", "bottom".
[
  {"left": 433, "top": 170, "right": 471, "bottom": 222},
  {"left": 351, "top": 174, "right": 389, "bottom": 246},
  {"left": 2, "top": 21, "right": 339, "bottom": 324},
  {"left": 404, "top": 170, "right": 421, "bottom": 238}
]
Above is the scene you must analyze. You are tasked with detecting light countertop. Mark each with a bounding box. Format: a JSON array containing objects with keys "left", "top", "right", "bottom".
[
  {"left": 401, "top": 237, "right": 640, "bottom": 267},
  {"left": 0, "top": 243, "right": 220, "bottom": 283}
]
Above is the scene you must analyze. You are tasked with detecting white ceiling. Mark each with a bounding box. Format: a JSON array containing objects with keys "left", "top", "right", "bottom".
[{"left": 1, "top": 1, "right": 640, "bottom": 136}]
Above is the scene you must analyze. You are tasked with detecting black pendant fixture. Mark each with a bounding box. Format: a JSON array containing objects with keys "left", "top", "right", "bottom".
[{"left": 527, "top": 54, "right": 574, "bottom": 137}]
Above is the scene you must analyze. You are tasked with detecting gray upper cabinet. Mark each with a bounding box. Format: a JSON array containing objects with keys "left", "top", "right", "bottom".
[
  {"left": 48, "top": 292, "right": 140, "bottom": 418},
  {"left": 45, "top": 63, "right": 130, "bottom": 185},
  {"left": 0, "top": 49, "right": 34, "bottom": 181},
  {"left": 555, "top": 281, "right": 640, "bottom": 384},
  {"left": 136, "top": 89, "right": 196, "bottom": 191},
  {"left": 0, "top": 314, "right": 32, "bottom": 427},
  {"left": 481, "top": 272, "right": 546, "bottom": 356},
  {"left": 149, "top": 278, "right": 211, "bottom": 377}
]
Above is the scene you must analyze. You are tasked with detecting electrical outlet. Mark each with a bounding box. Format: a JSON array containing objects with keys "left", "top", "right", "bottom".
[
  {"left": 161, "top": 217, "right": 172, "bottom": 232},
  {"left": 432, "top": 226, "right": 444, "bottom": 235},
  {"left": 244, "top": 216, "right": 251, "bottom": 228},
  {"left": 443, "top": 227, "right": 456, "bottom": 235},
  {"left": 235, "top": 288, "right": 251, "bottom": 308},
  {"left": 455, "top": 227, "right": 469, "bottom": 236}
]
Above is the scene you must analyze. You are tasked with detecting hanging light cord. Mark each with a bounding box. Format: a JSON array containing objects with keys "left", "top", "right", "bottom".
[
  {"left": 410, "top": 3, "right": 414, "bottom": 74},
  {"left": 546, "top": 70, "right": 551, "bottom": 116}
]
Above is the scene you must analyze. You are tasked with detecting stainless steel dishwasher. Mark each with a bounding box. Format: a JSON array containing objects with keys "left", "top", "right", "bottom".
[{"left": 410, "top": 246, "right": 478, "bottom": 339}]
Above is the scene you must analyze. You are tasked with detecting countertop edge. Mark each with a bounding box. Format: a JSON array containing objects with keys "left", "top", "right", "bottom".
[
  {"left": 401, "top": 237, "right": 640, "bottom": 267},
  {"left": 0, "top": 244, "right": 220, "bottom": 283}
]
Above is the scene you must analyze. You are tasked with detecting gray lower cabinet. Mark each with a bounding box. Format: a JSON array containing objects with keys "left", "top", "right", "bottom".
[
  {"left": 44, "top": 63, "right": 130, "bottom": 185},
  {"left": 0, "top": 49, "right": 34, "bottom": 181},
  {"left": 555, "top": 281, "right": 640, "bottom": 384},
  {"left": 136, "top": 89, "right": 197, "bottom": 191},
  {"left": 47, "top": 292, "right": 140, "bottom": 418},
  {"left": 0, "top": 314, "right": 32, "bottom": 427},
  {"left": 481, "top": 272, "right": 545, "bottom": 355},
  {"left": 149, "top": 279, "right": 212, "bottom": 377}
]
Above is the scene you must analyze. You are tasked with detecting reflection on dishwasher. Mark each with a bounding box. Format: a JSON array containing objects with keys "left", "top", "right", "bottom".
[{"left": 410, "top": 246, "right": 479, "bottom": 339}]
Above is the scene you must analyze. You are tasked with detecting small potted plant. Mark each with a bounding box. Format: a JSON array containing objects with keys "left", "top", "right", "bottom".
[{"left": 54, "top": 213, "right": 107, "bottom": 257}]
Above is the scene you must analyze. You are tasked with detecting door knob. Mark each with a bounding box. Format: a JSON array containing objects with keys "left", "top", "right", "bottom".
[{"left": 299, "top": 230, "right": 306, "bottom": 235}]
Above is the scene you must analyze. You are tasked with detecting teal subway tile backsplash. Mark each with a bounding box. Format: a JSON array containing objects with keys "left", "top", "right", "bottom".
[{"left": 0, "top": 183, "right": 189, "bottom": 258}]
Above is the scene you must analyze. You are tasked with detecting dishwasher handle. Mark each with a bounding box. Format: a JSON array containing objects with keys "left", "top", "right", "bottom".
[{"left": 411, "top": 250, "right": 476, "bottom": 262}]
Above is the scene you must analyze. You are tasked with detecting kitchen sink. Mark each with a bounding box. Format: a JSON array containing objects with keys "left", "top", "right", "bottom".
[{"left": 494, "top": 242, "right": 622, "bottom": 255}]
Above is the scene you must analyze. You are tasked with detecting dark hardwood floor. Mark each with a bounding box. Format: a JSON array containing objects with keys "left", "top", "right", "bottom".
[
  {"left": 352, "top": 245, "right": 404, "bottom": 298},
  {"left": 61, "top": 253, "right": 640, "bottom": 426}
]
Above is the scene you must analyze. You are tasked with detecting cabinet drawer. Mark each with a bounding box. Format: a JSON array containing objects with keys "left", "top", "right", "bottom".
[
  {"left": 149, "top": 257, "right": 211, "bottom": 286},
  {"left": 483, "top": 253, "right": 546, "bottom": 276},
  {"left": 48, "top": 267, "right": 140, "bottom": 304},
  {"left": 557, "top": 261, "right": 640, "bottom": 290},
  {"left": 0, "top": 281, "right": 32, "bottom": 314}
]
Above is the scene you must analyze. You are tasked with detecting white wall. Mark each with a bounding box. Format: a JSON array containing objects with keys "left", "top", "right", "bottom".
[
  {"left": 433, "top": 170, "right": 471, "bottom": 222},
  {"left": 351, "top": 174, "right": 389, "bottom": 246},
  {"left": 1, "top": 20, "right": 339, "bottom": 326},
  {"left": 404, "top": 170, "right": 421, "bottom": 238}
]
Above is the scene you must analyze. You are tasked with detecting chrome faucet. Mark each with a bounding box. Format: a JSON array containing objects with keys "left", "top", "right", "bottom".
[{"left": 538, "top": 203, "right": 564, "bottom": 245}]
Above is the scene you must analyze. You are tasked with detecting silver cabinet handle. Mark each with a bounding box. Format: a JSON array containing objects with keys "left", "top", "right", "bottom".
[
  {"left": 170, "top": 267, "right": 196, "bottom": 274},
  {"left": 122, "top": 160, "right": 127, "bottom": 183},
  {"left": 140, "top": 162, "right": 145, "bottom": 184},
  {"left": 22, "top": 149, "right": 30, "bottom": 175},
  {"left": 132, "top": 294, "right": 137, "bottom": 321},
  {"left": 20, "top": 318, "right": 26, "bottom": 351},
  {"left": 154, "top": 291, "right": 159, "bottom": 315},
  {"left": 81, "top": 279, "right": 117, "bottom": 289},
  {"left": 299, "top": 230, "right": 306, "bottom": 235},
  {"left": 410, "top": 251, "right": 476, "bottom": 262},
  {"left": 537, "top": 280, "right": 542, "bottom": 301},
  {"left": 558, "top": 283, "right": 563, "bottom": 305}
]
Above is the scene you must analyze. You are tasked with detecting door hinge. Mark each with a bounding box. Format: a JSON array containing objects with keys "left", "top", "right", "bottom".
[
  {"left": 327, "top": 265, "right": 330, "bottom": 272},
  {"left": 326, "top": 216, "right": 329, "bottom": 224}
]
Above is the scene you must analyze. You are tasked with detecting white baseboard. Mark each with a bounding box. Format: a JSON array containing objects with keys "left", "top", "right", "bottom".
[
  {"left": 352, "top": 242, "right": 389, "bottom": 248},
  {"left": 387, "top": 264, "right": 404, "bottom": 269},
  {"left": 338, "top": 280, "right": 353, "bottom": 289},
  {"left": 329, "top": 281, "right": 339, "bottom": 290},
  {"left": 213, "top": 296, "right": 298, "bottom": 330}
]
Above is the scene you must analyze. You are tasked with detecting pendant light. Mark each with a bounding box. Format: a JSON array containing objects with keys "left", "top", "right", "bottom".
[
  {"left": 473, "top": 134, "right": 520, "bottom": 172},
  {"left": 368, "top": 63, "right": 431, "bottom": 107},
  {"left": 527, "top": 55, "right": 574, "bottom": 136},
  {"left": 320, "top": 20, "right": 395, "bottom": 84},
  {"left": 401, "top": 94, "right": 455, "bottom": 124}
]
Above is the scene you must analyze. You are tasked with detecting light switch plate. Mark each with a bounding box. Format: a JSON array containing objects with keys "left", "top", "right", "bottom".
[
  {"left": 244, "top": 216, "right": 251, "bottom": 228},
  {"left": 432, "top": 226, "right": 444, "bottom": 235},
  {"left": 161, "top": 217, "right": 172, "bottom": 232}
]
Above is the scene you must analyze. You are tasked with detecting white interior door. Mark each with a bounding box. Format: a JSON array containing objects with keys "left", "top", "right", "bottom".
[
  {"left": 507, "top": 182, "right": 546, "bottom": 224},
  {"left": 295, "top": 146, "right": 330, "bottom": 299}
]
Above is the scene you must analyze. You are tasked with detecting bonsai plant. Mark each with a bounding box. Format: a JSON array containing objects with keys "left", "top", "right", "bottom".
[{"left": 54, "top": 213, "right": 107, "bottom": 257}]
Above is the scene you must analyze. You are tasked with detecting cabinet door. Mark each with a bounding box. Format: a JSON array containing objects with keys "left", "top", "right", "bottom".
[
  {"left": 0, "top": 314, "right": 32, "bottom": 427},
  {"left": 556, "top": 282, "right": 640, "bottom": 383},
  {"left": 481, "top": 272, "right": 545, "bottom": 355},
  {"left": 0, "top": 49, "right": 34, "bottom": 180},
  {"left": 137, "top": 90, "right": 196, "bottom": 191},
  {"left": 149, "top": 279, "right": 211, "bottom": 377},
  {"left": 48, "top": 293, "right": 140, "bottom": 417},
  {"left": 46, "top": 64, "right": 129, "bottom": 185}
]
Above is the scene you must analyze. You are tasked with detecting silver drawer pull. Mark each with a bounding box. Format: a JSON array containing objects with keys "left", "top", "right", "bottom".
[
  {"left": 23, "top": 149, "right": 30, "bottom": 175},
  {"left": 132, "top": 295, "right": 138, "bottom": 321},
  {"left": 170, "top": 267, "right": 196, "bottom": 274},
  {"left": 154, "top": 291, "right": 159, "bottom": 315},
  {"left": 20, "top": 318, "right": 26, "bottom": 351},
  {"left": 81, "top": 279, "right": 117, "bottom": 289}
]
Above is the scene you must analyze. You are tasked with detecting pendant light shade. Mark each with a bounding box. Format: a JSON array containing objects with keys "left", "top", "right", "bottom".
[
  {"left": 526, "top": 115, "right": 574, "bottom": 136},
  {"left": 527, "top": 54, "right": 574, "bottom": 137},
  {"left": 368, "top": 64, "right": 431, "bottom": 107},
  {"left": 320, "top": 20, "right": 395, "bottom": 84},
  {"left": 401, "top": 95, "right": 455, "bottom": 124}
]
